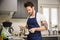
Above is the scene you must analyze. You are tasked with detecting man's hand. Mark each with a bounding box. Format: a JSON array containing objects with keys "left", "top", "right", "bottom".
[
  {"left": 29, "top": 28, "right": 36, "bottom": 33},
  {"left": 19, "top": 25, "right": 25, "bottom": 30}
]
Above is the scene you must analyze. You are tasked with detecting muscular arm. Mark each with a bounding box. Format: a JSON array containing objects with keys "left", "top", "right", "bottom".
[{"left": 35, "top": 21, "right": 48, "bottom": 31}]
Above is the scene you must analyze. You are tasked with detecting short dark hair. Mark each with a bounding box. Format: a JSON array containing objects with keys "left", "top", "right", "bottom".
[{"left": 24, "top": 2, "right": 34, "bottom": 8}]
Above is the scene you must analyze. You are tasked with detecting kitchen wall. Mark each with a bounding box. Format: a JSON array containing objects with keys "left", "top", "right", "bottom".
[
  {"left": 38, "top": 0, "right": 59, "bottom": 13},
  {"left": 37, "top": 0, "right": 60, "bottom": 36},
  {"left": 13, "top": 0, "right": 38, "bottom": 18},
  {"left": 0, "top": 0, "right": 60, "bottom": 37},
  {"left": 58, "top": 0, "right": 60, "bottom": 29}
]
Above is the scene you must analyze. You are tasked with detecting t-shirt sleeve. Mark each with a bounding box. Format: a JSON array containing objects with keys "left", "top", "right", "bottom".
[
  {"left": 36, "top": 12, "right": 46, "bottom": 26},
  {"left": 37, "top": 13, "right": 46, "bottom": 21},
  {"left": 40, "top": 14, "right": 46, "bottom": 21}
]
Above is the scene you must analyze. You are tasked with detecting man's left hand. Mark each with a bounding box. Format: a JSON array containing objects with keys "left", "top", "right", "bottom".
[{"left": 29, "top": 28, "right": 36, "bottom": 33}]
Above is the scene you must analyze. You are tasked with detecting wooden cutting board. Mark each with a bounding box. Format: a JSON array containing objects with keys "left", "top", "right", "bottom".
[{"left": 0, "top": 36, "right": 3, "bottom": 40}]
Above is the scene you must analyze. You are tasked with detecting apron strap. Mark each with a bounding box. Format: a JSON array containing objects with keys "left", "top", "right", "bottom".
[
  {"left": 29, "top": 12, "right": 37, "bottom": 18},
  {"left": 35, "top": 12, "right": 37, "bottom": 18}
]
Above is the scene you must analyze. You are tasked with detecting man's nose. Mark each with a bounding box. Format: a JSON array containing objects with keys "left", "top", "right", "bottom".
[{"left": 28, "top": 11, "right": 30, "bottom": 13}]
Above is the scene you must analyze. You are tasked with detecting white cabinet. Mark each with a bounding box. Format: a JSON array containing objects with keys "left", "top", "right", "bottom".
[{"left": 0, "top": 0, "right": 17, "bottom": 11}]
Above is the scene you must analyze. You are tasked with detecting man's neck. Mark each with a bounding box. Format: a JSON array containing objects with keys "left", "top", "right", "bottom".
[{"left": 31, "top": 10, "right": 36, "bottom": 16}]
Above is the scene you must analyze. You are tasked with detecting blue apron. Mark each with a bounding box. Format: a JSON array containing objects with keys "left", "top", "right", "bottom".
[{"left": 27, "top": 12, "right": 42, "bottom": 40}]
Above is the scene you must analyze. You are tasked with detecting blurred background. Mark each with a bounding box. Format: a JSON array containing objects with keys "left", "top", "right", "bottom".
[{"left": 0, "top": 0, "right": 60, "bottom": 40}]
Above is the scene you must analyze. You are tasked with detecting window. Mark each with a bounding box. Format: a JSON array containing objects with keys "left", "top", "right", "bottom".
[
  {"left": 51, "top": 8, "right": 58, "bottom": 28},
  {"left": 43, "top": 8, "right": 49, "bottom": 29},
  {"left": 42, "top": 7, "right": 58, "bottom": 30}
]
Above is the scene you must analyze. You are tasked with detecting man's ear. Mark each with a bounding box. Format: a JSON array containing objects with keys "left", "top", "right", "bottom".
[{"left": 32, "top": 7, "right": 34, "bottom": 10}]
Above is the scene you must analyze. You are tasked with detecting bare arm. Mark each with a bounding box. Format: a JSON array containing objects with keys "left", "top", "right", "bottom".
[{"left": 35, "top": 21, "right": 48, "bottom": 31}]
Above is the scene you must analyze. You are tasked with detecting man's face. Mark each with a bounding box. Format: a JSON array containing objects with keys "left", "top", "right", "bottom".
[{"left": 25, "top": 6, "right": 34, "bottom": 15}]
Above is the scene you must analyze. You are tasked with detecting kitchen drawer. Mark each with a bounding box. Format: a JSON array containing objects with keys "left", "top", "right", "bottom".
[{"left": 42, "top": 37, "right": 58, "bottom": 40}]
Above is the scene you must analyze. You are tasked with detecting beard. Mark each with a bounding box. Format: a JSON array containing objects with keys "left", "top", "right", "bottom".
[
  {"left": 29, "top": 13, "right": 33, "bottom": 16},
  {"left": 28, "top": 9, "right": 35, "bottom": 16}
]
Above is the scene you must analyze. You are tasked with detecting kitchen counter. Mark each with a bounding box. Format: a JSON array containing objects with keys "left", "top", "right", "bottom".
[
  {"left": 8, "top": 36, "right": 25, "bottom": 40},
  {"left": 22, "top": 35, "right": 60, "bottom": 38},
  {"left": 8, "top": 35, "right": 60, "bottom": 40},
  {"left": 42, "top": 35, "right": 60, "bottom": 37},
  {"left": 22, "top": 35, "right": 60, "bottom": 40}
]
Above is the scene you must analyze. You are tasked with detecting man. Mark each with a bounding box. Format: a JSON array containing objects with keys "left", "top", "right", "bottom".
[{"left": 20, "top": 2, "right": 48, "bottom": 40}]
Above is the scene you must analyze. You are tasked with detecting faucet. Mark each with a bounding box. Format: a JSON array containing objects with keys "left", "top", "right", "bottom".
[{"left": 48, "top": 29, "right": 51, "bottom": 35}]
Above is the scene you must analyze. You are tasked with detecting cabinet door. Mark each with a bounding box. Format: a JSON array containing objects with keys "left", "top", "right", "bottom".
[
  {"left": 42, "top": 37, "right": 58, "bottom": 40},
  {"left": 13, "top": 0, "right": 38, "bottom": 19}
]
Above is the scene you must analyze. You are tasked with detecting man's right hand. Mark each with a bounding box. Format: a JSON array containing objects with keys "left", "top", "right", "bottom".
[{"left": 19, "top": 25, "right": 25, "bottom": 30}]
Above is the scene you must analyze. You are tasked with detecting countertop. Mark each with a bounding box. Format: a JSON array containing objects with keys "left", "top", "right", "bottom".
[
  {"left": 21, "top": 35, "right": 60, "bottom": 38},
  {"left": 42, "top": 35, "right": 60, "bottom": 37},
  {"left": 8, "top": 35, "right": 60, "bottom": 40}
]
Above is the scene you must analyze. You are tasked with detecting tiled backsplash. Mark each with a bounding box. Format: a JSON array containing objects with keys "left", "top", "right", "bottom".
[{"left": 0, "top": 18, "right": 49, "bottom": 35}]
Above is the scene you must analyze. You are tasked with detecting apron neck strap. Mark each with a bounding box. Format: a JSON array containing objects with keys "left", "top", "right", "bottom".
[
  {"left": 35, "top": 12, "right": 37, "bottom": 18},
  {"left": 29, "top": 12, "right": 37, "bottom": 18}
]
